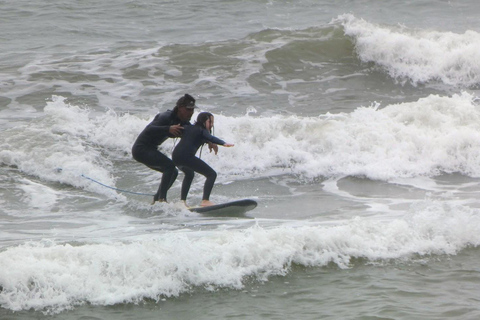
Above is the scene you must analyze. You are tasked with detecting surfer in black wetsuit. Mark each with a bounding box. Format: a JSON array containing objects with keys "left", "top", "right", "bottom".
[
  {"left": 172, "top": 112, "right": 234, "bottom": 207},
  {"left": 132, "top": 94, "right": 196, "bottom": 204}
]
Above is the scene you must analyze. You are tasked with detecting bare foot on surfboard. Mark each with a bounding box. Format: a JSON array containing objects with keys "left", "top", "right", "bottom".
[{"left": 200, "top": 200, "right": 215, "bottom": 207}]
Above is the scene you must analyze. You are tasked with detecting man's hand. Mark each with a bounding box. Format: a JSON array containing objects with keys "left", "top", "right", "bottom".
[
  {"left": 208, "top": 142, "right": 219, "bottom": 155},
  {"left": 169, "top": 124, "right": 184, "bottom": 137}
]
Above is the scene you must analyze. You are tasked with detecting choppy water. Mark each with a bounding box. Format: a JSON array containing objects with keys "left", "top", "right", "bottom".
[{"left": 2, "top": 1, "right": 480, "bottom": 319}]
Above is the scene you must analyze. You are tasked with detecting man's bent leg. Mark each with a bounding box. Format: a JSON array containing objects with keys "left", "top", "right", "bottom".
[
  {"left": 179, "top": 166, "right": 195, "bottom": 201},
  {"left": 156, "top": 163, "right": 178, "bottom": 201},
  {"left": 136, "top": 149, "right": 178, "bottom": 203}
]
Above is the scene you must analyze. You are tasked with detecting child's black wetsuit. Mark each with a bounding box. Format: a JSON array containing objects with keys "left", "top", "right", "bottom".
[
  {"left": 172, "top": 125, "right": 226, "bottom": 201},
  {"left": 132, "top": 110, "right": 190, "bottom": 201}
]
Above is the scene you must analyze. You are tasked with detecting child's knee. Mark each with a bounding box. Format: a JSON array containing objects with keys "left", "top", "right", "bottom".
[{"left": 207, "top": 171, "right": 217, "bottom": 180}]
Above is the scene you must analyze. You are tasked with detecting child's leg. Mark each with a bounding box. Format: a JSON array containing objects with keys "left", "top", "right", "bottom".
[{"left": 186, "top": 157, "right": 217, "bottom": 201}]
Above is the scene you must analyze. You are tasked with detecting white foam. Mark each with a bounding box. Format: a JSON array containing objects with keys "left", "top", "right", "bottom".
[
  {"left": 1, "top": 199, "right": 479, "bottom": 313},
  {"left": 336, "top": 14, "right": 480, "bottom": 87},
  {"left": 18, "top": 179, "right": 59, "bottom": 210},
  {"left": 0, "top": 96, "right": 127, "bottom": 197},
  {"left": 210, "top": 91, "right": 480, "bottom": 181},
  {"left": 2, "top": 92, "right": 480, "bottom": 198}
]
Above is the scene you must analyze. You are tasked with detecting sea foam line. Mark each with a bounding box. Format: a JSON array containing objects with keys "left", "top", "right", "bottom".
[{"left": 1, "top": 201, "right": 480, "bottom": 313}]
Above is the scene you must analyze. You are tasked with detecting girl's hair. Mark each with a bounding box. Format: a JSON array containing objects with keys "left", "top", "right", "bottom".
[{"left": 195, "top": 112, "right": 214, "bottom": 131}]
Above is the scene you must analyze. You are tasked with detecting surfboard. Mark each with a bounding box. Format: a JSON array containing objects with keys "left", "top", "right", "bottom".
[{"left": 188, "top": 199, "right": 257, "bottom": 217}]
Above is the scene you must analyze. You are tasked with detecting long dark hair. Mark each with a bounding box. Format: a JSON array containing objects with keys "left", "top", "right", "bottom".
[
  {"left": 195, "top": 112, "right": 214, "bottom": 133},
  {"left": 195, "top": 112, "right": 214, "bottom": 158}
]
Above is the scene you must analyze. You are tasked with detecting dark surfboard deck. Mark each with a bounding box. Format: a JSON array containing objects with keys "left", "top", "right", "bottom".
[{"left": 188, "top": 199, "right": 257, "bottom": 217}]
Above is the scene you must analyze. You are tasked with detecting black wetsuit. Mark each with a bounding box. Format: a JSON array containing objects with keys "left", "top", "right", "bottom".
[
  {"left": 172, "top": 125, "right": 226, "bottom": 201},
  {"left": 132, "top": 110, "right": 190, "bottom": 201}
]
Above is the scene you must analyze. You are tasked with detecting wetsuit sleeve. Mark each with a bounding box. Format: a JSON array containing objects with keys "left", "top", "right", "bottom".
[
  {"left": 144, "top": 124, "right": 170, "bottom": 135},
  {"left": 201, "top": 129, "right": 226, "bottom": 145},
  {"left": 145, "top": 112, "right": 174, "bottom": 136}
]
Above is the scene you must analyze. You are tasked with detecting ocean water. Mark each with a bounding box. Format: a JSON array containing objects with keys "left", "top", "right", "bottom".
[{"left": 2, "top": 0, "right": 480, "bottom": 319}]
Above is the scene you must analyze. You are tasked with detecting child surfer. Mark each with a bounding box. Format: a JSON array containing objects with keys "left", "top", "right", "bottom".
[{"left": 172, "top": 112, "right": 234, "bottom": 207}]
